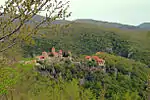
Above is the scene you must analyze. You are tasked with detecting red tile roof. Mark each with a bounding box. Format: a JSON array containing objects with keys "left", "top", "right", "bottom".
[
  {"left": 92, "top": 56, "right": 99, "bottom": 60},
  {"left": 85, "top": 56, "right": 91, "bottom": 59},
  {"left": 97, "top": 59, "right": 103, "bottom": 63},
  {"left": 39, "top": 56, "right": 45, "bottom": 59},
  {"left": 59, "top": 50, "right": 63, "bottom": 54}
]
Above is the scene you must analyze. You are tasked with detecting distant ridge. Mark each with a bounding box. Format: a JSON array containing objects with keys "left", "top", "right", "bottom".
[
  {"left": 138, "top": 23, "right": 150, "bottom": 30},
  {"left": 73, "top": 19, "right": 145, "bottom": 30},
  {"left": 6, "top": 14, "right": 150, "bottom": 30}
]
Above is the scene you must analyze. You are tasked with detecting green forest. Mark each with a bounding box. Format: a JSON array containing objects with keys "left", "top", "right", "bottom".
[
  {"left": 0, "top": 0, "right": 150, "bottom": 100},
  {"left": 24, "top": 22, "right": 150, "bottom": 65}
]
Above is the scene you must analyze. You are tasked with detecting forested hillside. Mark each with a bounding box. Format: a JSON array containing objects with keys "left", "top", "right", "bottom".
[
  {"left": 1, "top": 20, "right": 150, "bottom": 99},
  {"left": 1, "top": 0, "right": 150, "bottom": 99},
  {"left": 23, "top": 21, "right": 150, "bottom": 65},
  {"left": 1, "top": 51, "right": 150, "bottom": 100}
]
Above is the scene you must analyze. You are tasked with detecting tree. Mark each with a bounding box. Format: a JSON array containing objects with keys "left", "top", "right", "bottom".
[{"left": 0, "top": 0, "right": 71, "bottom": 53}]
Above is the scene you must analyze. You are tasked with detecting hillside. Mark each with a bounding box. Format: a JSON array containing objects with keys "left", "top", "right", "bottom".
[
  {"left": 26, "top": 15, "right": 70, "bottom": 26},
  {"left": 1, "top": 0, "right": 150, "bottom": 99},
  {"left": 23, "top": 19, "right": 150, "bottom": 65},
  {"left": 3, "top": 14, "right": 150, "bottom": 30},
  {"left": 138, "top": 23, "right": 150, "bottom": 30},
  {"left": 74, "top": 19, "right": 141, "bottom": 30},
  {"left": 1, "top": 16, "right": 150, "bottom": 99},
  {"left": 1, "top": 51, "right": 150, "bottom": 99},
  {"left": 26, "top": 15, "right": 150, "bottom": 30}
]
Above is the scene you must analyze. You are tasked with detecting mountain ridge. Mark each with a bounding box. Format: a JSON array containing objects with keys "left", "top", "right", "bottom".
[
  {"left": 73, "top": 19, "right": 150, "bottom": 30},
  {"left": 138, "top": 22, "right": 150, "bottom": 29},
  {"left": 31, "top": 15, "right": 150, "bottom": 30}
]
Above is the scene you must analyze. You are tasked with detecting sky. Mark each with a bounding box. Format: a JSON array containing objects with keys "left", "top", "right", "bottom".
[{"left": 0, "top": 0, "right": 150, "bottom": 25}]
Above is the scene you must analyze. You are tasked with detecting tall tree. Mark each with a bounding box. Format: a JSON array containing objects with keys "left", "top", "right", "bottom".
[{"left": 0, "top": 0, "right": 71, "bottom": 52}]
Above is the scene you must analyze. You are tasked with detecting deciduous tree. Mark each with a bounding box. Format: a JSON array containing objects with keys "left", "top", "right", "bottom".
[{"left": 0, "top": 0, "right": 71, "bottom": 52}]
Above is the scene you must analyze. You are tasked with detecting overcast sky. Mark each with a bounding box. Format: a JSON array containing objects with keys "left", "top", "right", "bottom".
[{"left": 0, "top": 0, "right": 150, "bottom": 25}]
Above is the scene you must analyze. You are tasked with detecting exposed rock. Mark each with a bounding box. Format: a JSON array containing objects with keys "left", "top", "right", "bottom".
[{"left": 79, "top": 78, "right": 85, "bottom": 86}]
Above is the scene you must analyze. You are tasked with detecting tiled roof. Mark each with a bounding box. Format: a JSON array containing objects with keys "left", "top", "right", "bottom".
[
  {"left": 39, "top": 56, "right": 45, "bottom": 59},
  {"left": 85, "top": 56, "right": 91, "bottom": 59},
  {"left": 59, "top": 50, "right": 63, "bottom": 53},
  {"left": 92, "top": 56, "right": 99, "bottom": 60}
]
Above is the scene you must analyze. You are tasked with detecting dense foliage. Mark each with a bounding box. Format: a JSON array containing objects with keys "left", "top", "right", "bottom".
[
  {"left": 23, "top": 24, "right": 150, "bottom": 65},
  {"left": 1, "top": 52, "right": 149, "bottom": 100},
  {"left": 1, "top": 0, "right": 149, "bottom": 100},
  {"left": 0, "top": 64, "right": 97, "bottom": 100},
  {"left": 1, "top": 11, "right": 150, "bottom": 99}
]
